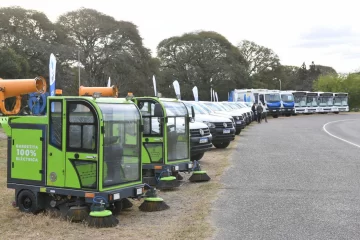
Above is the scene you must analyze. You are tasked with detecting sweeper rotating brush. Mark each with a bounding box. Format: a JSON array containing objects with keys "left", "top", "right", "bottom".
[
  {"left": 86, "top": 196, "right": 119, "bottom": 228},
  {"left": 189, "top": 160, "right": 211, "bottom": 182},
  {"left": 157, "top": 176, "right": 180, "bottom": 190},
  {"left": 139, "top": 185, "right": 170, "bottom": 212}
]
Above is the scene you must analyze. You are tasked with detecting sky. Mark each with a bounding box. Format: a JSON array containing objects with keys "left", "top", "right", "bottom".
[{"left": 1, "top": 0, "right": 360, "bottom": 73}]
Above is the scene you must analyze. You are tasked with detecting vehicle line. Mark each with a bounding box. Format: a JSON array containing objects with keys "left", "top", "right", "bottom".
[{"left": 322, "top": 119, "right": 360, "bottom": 148}]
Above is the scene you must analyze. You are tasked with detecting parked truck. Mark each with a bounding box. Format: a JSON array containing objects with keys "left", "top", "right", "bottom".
[{"left": 229, "top": 89, "right": 281, "bottom": 118}]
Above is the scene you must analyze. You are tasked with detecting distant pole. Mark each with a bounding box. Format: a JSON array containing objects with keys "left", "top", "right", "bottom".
[
  {"left": 280, "top": 79, "right": 282, "bottom": 90},
  {"left": 78, "top": 50, "right": 80, "bottom": 88}
]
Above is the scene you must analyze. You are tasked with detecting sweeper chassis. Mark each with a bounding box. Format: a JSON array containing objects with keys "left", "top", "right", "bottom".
[{"left": 9, "top": 183, "right": 144, "bottom": 220}]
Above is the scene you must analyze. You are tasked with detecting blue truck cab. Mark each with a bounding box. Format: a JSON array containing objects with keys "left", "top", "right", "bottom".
[{"left": 279, "top": 90, "right": 295, "bottom": 116}]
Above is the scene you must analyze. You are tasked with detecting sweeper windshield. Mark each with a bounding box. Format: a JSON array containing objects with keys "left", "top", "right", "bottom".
[
  {"left": 162, "top": 101, "right": 189, "bottom": 162},
  {"left": 98, "top": 103, "right": 141, "bottom": 188}
]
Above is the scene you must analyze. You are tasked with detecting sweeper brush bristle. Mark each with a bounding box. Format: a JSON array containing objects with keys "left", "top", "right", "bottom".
[
  {"left": 86, "top": 210, "right": 119, "bottom": 228},
  {"left": 157, "top": 177, "right": 181, "bottom": 190},
  {"left": 139, "top": 198, "right": 170, "bottom": 212},
  {"left": 189, "top": 171, "right": 211, "bottom": 182}
]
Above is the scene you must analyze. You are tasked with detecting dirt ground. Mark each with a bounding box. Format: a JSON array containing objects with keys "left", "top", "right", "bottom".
[{"left": 0, "top": 129, "right": 239, "bottom": 240}]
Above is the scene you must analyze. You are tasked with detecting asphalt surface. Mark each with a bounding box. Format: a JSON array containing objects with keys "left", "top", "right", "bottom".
[{"left": 212, "top": 113, "right": 360, "bottom": 240}]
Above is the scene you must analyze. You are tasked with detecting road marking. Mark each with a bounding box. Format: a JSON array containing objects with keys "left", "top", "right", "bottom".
[{"left": 323, "top": 119, "right": 360, "bottom": 148}]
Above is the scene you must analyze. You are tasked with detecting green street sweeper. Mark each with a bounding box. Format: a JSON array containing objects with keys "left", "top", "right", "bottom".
[
  {"left": 130, "top": 95, "right": 211, "bottom": 190},
  {"left": 1, "top": 77, "right": 168, "bottom": 228}
]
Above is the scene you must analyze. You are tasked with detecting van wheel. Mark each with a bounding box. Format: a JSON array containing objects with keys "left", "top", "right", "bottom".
[
  {"left": 213, "top": 141, "right": 230, "bottom": 149},
  {"left": 17, "top": 190, "right": 40, "bottom": 214},
  {"left": 273, "top": 115, "right": 279, "bottom": 118},
  {"left": 191, "top": 152, "right": 205, "bottom": 161},
  {"left": 235, "top": 129, "right": 241, "bottom": 135}
]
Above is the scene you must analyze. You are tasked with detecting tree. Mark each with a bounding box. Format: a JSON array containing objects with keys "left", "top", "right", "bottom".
[
  {"left": 157, "top": 31, "right": 248, "bottom": 100},
  {"left": 237, "top": 40, "right": 280, "bottom": 78},
  {"left": 0, "top": 6, "right": 73, "bottom": 92},
  {"left": 57, "top": 8, "right": 153, "bottom": 96},
  {"left": 0, "top": 48, "right": 29, "bottom": 78}
]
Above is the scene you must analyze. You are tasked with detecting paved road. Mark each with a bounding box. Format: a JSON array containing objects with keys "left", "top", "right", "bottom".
[
  {"left": 212, "top": 113, "right": 360, "bottom": 240},
  {"left": 324, "top": 118, "right": 360, "bottom": 147}
]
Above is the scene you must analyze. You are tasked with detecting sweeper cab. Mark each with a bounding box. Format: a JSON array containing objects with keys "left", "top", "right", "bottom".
[
  {"left": 131, "top": 96, "right": 211, "bottom": 189},
  {"left": 1, "top": 77, "right": 149, "bottom": 226}
]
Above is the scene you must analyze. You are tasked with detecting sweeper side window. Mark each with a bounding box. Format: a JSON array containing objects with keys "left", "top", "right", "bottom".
[
  {"left": 99, "top": 103, "right": 141, "bottom": 188},
  {"left": 67, "top": 102, "right": 97, "bottom": 153},
  {"left": 49, "top": 100, "right": 62, "bottom": 149},
  {"left": 137, "top": 101, "right": 162, "bottom": 136}
]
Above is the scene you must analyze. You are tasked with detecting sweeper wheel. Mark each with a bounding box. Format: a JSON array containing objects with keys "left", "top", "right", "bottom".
[{"left": 17, "top": 189, "right": 40, "bottom": 214}]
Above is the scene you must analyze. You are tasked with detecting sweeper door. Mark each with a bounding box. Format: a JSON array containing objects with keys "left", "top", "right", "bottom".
[
  {"left": 64, "top": 100, "right": 99, "bottom": 190},
  {"left": 136, "top": 99, "right": 165, "bottom": 164}
]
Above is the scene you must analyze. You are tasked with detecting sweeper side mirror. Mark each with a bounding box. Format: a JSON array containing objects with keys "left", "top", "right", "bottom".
[{"left": 154, "top": 103, "right": 163, "bottom": 117}]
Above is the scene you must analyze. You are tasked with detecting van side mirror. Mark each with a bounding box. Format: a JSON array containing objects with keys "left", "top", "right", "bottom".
[{"left": 154, "top": 103, "right": 163, "bottom": 117}]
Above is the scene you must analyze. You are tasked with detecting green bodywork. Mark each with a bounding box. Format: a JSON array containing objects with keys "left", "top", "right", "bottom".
[
  {"left": 4, "top": 96, "right": 143, "bottom": 193},
  {"left": 132, "top": 97, "right": 191, "bottom": 168}
]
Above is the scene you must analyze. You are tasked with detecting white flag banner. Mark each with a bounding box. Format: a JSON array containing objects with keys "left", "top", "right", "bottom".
[
  {"left": 107, "top": 77, "right": 111, "bottom": 87},
  {"left": 153, "top": 75, "right": 157, "bottom": 96},
  {"left": 173, "top": 80, "right": 181, "bottom": 99},
  {"left": 192, "top": 86, "right": 199, "bottom": 101},
  {"left": 215, "top": 92, "right": 219, "bottom": 102}
]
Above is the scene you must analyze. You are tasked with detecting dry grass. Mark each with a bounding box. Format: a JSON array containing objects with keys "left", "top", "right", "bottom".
[{"left": 0, "top": 129, "right": 237, "bottom": 240}]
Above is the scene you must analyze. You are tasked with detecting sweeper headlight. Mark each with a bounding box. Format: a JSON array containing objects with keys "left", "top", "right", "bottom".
[{"left": 188, "top": 163, "right": 193, "bottom": 169}]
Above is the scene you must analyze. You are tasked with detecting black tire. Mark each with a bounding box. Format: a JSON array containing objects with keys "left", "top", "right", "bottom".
[
  {"left": 273, "top": 115, "right": 279, "bottom": 118},
  {"left": 17, "top": 190, "right": 40, "bottom": 214},
  {"left": 285, "top": 114, "right": 291, "bottom": 117},
  {"left": 191, "top": 152, "right": 205, "bottom": 161},
  {"left": 334, "top": 112, "right": 339, "bottom": 114},
  {"left": 213, "top": 141, "right": 231, "bottom": 149},
  {"left": 235, "top": 129, "right": 241, "bottom": 135}
]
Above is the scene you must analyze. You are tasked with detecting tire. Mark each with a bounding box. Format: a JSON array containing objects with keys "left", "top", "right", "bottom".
[
  {"left": 273, "top": 115, "right": 279, "bottom": 118},
  {"left": 213, "top": 141, "right": 231, "bottom": 149},
  {"left": 334, "top": 112, "right": 339, "bottom": 114},
  {"left": 235, "top": 129, "right": 241, "bottom": 135},
  {"left": 285, "top": 114, "right": 291, "bottom": 117},
  {"left": 191, "top": 152, "right": 205, "bottom": 161},
  {"left": 17, "top": 189, "right": 40, "bottom": 214}
]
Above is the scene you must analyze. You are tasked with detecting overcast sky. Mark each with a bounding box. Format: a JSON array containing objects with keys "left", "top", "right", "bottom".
[{"left": 1, "top": 0, "right": 359, "bottom": 73}]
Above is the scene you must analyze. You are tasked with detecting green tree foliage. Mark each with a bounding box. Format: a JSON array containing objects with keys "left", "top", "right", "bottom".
[
  {"left": 0, "top": 48, "right": 29, "bottom": 78},
  {"left": 313, "top": 73, "right": 360, "bottom": 108},
  {"left": 57, "top": 8, "right": 153, "bottom": 96},
  {"left": 0, "top": 7, "right": 71, "bottom": 77},
  {"left": 237, "top": 40, "right": 280, "bottom": 88},
  {"left": 157, "top": 31, "right": 248, "bottom": 100}
]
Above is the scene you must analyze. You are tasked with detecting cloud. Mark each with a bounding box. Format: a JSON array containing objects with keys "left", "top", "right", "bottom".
[{"left": 294, "top": 26, "right": 360, "bottom": 49}]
